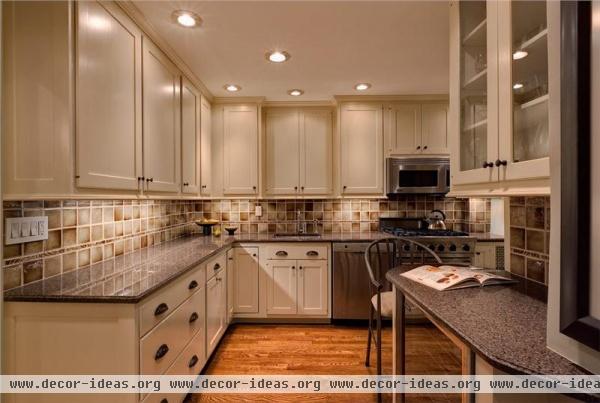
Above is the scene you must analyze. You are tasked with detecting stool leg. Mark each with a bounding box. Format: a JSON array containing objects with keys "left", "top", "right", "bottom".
[{"left": 365, "top": 304, "right": 373, "bottom": 367}]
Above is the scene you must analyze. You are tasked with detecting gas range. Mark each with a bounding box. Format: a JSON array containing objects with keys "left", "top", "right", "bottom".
[{"left": 379, "top": 216, "right": 476, "bottom": 265}]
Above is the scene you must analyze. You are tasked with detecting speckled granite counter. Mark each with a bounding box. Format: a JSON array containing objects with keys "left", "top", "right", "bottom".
[
  {"left": 386, "top": 267, "right": 589, "bottom": 376},
  {"left": 469, "top": 232, "right": 505, "bottom": 242},
  {"left": 4, "top": 232, "right": 387, "bottom": 303}
]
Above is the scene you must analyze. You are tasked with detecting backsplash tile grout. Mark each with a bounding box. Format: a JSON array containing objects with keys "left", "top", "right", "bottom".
[{"left": 2, "top": 196, "right": 491, "bottom": 291}]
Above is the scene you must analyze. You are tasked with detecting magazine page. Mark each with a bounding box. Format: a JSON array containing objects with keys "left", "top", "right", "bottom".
[{"left": 401, "top": 265, "right": 480, "bottom": 291}]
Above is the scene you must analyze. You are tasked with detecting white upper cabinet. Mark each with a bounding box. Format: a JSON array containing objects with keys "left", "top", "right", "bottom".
[
  {"left": 265, "top": 108, "right": 332, "bottom": 196},
  {"left": 449, "top": 0, "right": 550, "bottom": 193},
  {"left": 200, "top": 97, "right": 212, "bottom": 196},
  {"left": 421, "top": 104, "right": 449, "bottom": 155},
  {"left": 142, "top": 38, "right": 181, "bottom": 193},
  {"left": 340, "top": 103, "right": 384, "bottom": 195},
  {"left": 180, "top": 77, "right": 201, "bottom": 195},
  {"left": 76, "top": 1, "right": 143, "bottom": 191},
  {"left": 222, "top": 105, "right": 259, "bottom": 195},
  {"left": 265, "top": 109, "right": 300, "bottom": 195},
  {"left": 386, "top": 103, "right": 421, "bottom": 154},
  {"left": 300, "top": 109, "right": 333, "bottom": 195},
  {"left": 3, "top": 1, "right": 73, "bottom": 197}
]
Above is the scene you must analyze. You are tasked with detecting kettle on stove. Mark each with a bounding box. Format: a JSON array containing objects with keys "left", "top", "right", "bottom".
[{"left": 427, "top": 209, "right": 447, "bottom": 230}]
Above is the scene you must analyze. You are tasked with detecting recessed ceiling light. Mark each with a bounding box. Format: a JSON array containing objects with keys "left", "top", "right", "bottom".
[
  {"left": 355, "top": 83, "right": 371, "bottom": 91},
  {"left": 224, "top": 84, "right": 241, "bottom": 92},
  {"left": 288, "top": 89, "right": 304, "bottom": 97},
  {"left": 266, "top": 51, "right": 290, "bottom": 63},
  {"left": 513, "top": 83, "right": 524, "bottom": 90},
  {"left": 513, "top": 50, "right": 528, "bottom": 60},
  {"left": 172, "top": 11, "right": 201, "bottom": 28}
]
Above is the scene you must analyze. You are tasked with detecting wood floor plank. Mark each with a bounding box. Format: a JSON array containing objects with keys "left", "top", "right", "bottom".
[{"left": 192, "top": 323, "right": 462, "bottom": 403}]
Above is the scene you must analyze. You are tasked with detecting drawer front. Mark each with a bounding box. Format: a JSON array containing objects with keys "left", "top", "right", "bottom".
[
  {"left": 206, "top": 252, "right": 227, "bottom": 281},
  {"left": 140, "top": 288, "right": 205, "bottom": 375},
  {"left": 265, "top": 244, "right": 327, "bottom": 260},
  {"left": 165, "top": 327, "right": 206, "bottom": 376},
  {"left": 140, "top": 265, "right": 205, "bottom": 336}
]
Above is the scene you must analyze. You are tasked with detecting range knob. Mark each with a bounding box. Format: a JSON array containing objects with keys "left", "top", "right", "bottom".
[
  {"left": 403, "top": 244, "right": 411, "bottom": 252},
  {"left": 449, "top": 244, "right": 457, "bottom": 252},
  {"left": 437, "top": 244, "right": 445, "bottom": 252},
  {"left": 428, "top": 244, "right": 435, "bottom": 251},
  {"left": 462, "top": 244, "right": 471, "bottom": 252}
]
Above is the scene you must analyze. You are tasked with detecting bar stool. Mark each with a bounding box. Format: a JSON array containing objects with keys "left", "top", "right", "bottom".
[{"left": 364, "top": 237, "right": 443, "bottom": 377}]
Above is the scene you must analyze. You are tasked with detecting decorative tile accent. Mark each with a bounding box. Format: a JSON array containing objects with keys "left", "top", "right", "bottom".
[
  {"left": 2, "top": 196, "right": 490, "bottom": 291},
  {"left": 509, "top": 196, "right": 550, "bottom": 285}
]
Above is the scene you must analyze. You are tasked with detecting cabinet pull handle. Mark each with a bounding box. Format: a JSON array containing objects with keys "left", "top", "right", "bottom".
[
  {"left": 252, "top": 186, "right": 257, "bottom": 191},
  {"left": 299, "top": 266, "right": 303, "bottom": 270},
  {"left": 188, "top": 280, "right": 198, "bottom": 290},
  {"left": 183, "top": 182, "right": 189, "bottom": 186},
  {"left": 146, "top": 178, "right": 154, "bottom": 182},
  {"left": 154, "top": 303, "right": 168, "bottom": 316},
  {"left": 188, "top": 355, "right": 199, "bottom": 368},
  {"left": 416, "top": 146, "right": 421, "bottom": 150},
  {"left": 213, "top": 263, "right": 221, "bottom": 271},
  {"left": 252, "top": 253, "right": 257, "bottom": 257},
  {"left": 494, "top": 159, "right": 507, "bottom": 167},
  {"left": 216, "top": 277, "right": 222, "bottom": 282},
  {"left": 275, "top": 251, "right": 288, "bottom": 257},
  {"left": 343, "top": 185, "right": 347, "bottom": 190},
  {"left": 423, "top": 145, "right": 428, "bottom": 150},
  {"left": 292, "top": 266, "right": 295, "bottom": 270},
  {"left": 482, "top": 162, "right": 494, "bottom": 168},
  {"left": 202, "top": 185, "right": 207, "bottom": 189},
  {"left": 160, "top": 399, "right": 168, "bottom": 403},
  {"left": 155, "top": 344, "right": 169, "bottom": 360},
  {"left": 137, "top": 176, "right": 145, "bottom": 181},
  {"left": 189, "top": 312, "right": 199, "bottom": 323},
  {"left": 301, "top": 186, "right": 305, "bottom": 191},
  {"left": 294, "top": 186, "right": 298, "bottom": 191},
  {"left": 306, "top": 250, "right": 319, "bottom": 257}
]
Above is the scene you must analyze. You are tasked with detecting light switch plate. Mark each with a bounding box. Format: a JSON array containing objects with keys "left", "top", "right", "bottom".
[
  {"left": 255, "top": 205, "right": 262, "bottom": 217},
  {"left": 5, "top": 216, "right": 48, "bottom": 245}
]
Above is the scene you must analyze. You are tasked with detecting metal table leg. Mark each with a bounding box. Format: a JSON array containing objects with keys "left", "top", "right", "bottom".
[{"left": 392, "top": 286, "right": 405, "bottom": 403}]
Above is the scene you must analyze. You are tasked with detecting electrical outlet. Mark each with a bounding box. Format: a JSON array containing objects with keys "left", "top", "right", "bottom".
[{"left": 5, "top": 216, "right": 48, "bottom": 245}]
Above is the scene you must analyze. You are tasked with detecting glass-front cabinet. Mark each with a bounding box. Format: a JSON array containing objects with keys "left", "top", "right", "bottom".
[{"left": 449, "top": 0, "right": 551, "bottom": 193}]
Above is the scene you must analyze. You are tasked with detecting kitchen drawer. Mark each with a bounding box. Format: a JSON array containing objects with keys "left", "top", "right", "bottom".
[
  {"left": 206, "top": 252, "right": 226, "bottom": 281},
  {"left": 140, "top": 287, "right": 205, "bottom": 375},
  {"left": 139, "top": 264, "right": 205, "bottom": 336},
  {"left": 265, "top": 244, "right": 327, "bottom": 260},
  {"left": 165, "top": 326, "right": 206, "bottom": 376}
]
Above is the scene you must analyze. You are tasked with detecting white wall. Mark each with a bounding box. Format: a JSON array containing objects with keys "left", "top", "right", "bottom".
[{"left": 546, "top": 0, "right": 600, "bottom": 372}]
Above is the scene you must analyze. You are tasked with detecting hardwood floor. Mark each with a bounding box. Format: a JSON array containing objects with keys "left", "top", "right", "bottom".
[{"left": 192, "top": 323, "right": 462, "bottom": 403}]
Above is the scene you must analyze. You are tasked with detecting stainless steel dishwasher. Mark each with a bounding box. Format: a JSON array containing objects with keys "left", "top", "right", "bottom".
[{"left": 332, "top": 242, "right": 392, "bottom": 320}]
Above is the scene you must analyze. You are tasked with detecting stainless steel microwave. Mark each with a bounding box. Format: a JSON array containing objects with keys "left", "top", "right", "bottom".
[{"left": 386, "top": 157, "right": 450, "bottom": 195}]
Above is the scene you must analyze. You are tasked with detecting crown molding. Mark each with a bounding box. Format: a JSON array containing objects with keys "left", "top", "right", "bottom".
[
  {"left": 116, "top": 0, "right": 214, "bottom": 102},
  {"left": 212, "top": 96, "right": 266, "bottom": 105},
  {"left": 262, "top": 100, "right": 336, "bottom": 108},
  {"left": 333, "top": 94, "right": 449, "bottom": 103}
]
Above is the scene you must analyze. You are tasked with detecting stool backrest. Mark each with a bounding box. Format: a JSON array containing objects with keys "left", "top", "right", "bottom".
[{"left": 364, "top": 237, "right": 443, "bottom": 296}]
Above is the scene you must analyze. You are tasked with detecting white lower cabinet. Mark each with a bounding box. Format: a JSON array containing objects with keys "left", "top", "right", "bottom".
[
  {"left": 297, "top": 260, "right": 328, "bottom": 315},
  {"left": 473, "top": 242, "right": 503, "bottom": 270},
  {"left": 232, "top": 246, "right": 260, "bottom": 314},
  {"left": 206, "top": 267, "right": 227, "bottom": 357},
  {"left": 266, "top": 261, "right": 298, "bottom": 315}
]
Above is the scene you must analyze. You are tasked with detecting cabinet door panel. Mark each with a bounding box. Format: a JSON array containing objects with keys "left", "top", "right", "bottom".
[
  {"left": 265, "top": 110, "right": 300, "bottom": 195},
  {"left": 266, "top": 261, "right": 297, "bottom": 315},
  {"left": 142, "top": 38, "right": 181, "bottom": 193},
  {"left": 200, "top": 98, "right": 212, "bottom": 196},
  {"left": 421, "top": 104, "right": 449, "bottom": 154},
  {"left": 297, "top": 260, "right": 328, "bottom": 315},
  {"left": 226, "top": 249, "right": 234, "bottom": 323},
  {"left": 340, "top": 104, "right": 383, "bottom": 194},
  {"left": 181, "top": 78, "right": 200, "bottom": 194},
  {"left": 233, "top": 247, "right": 259, "bottom": 313},
  {"left": 223, "top": 105, "right": 258, "bottom": 195},
  {"left": 387, "top": 104, "right": 421, "bottom": 155},
  {"left": 76, "top": 1, "right": 142, "bottom": 191},
  {"left": 206, "top": 271, "right": 226, "bottom": 356},
  {"left": 300, "top": 110, "right": 333, "bottom": 195}
]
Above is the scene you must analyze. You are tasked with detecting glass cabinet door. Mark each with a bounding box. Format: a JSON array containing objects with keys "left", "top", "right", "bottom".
[
  {"left": 510, "top": 1, "right": 549, "bottom": 164},
  {"left": 458, "top": 1, "right": 490, "bottom": 173}
]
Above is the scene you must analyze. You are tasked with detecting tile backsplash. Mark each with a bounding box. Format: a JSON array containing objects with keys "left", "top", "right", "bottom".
[
  {"left": 2, "top": 196, "right": 490, "bottom": 291},
  {"left": 508, "top": 196, "right": 550, "bottom": 284}
]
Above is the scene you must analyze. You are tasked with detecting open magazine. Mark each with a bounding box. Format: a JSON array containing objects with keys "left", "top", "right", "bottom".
[{"left": 401, "top": 265, "right": 515, "bottom": 291}]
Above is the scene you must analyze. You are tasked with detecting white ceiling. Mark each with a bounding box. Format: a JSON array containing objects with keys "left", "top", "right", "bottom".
[{"left": 134, "top": 1, "right": 450, "bottom": 101}]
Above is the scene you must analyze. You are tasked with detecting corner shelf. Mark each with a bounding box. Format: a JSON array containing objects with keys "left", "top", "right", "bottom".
[
  {"left": 518, "top": 94, "right": 549, "bottom": 110},
  {"left": 463, "top": 119, "right": 487, "bottom": 132},
  {"left": 462, "top": 19, "right": 487, "bottom": 47},
  {"left": 463, "top": 69, "right": 487, "bottom": 90}
]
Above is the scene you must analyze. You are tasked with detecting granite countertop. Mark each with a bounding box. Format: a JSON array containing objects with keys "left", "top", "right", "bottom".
[
  {"left": 4, "top": 232, "right": 387, "bottom": 304},
  {"left": 469, "top": 232, "right": 505, "bottom": 242},
  {"left": 385, "top": 268, "right": 589, "bottom": 377}
]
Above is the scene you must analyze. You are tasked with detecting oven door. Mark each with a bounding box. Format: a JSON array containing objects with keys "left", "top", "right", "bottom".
[{"left": 387, "top": 159, "right": 449, "bottom": 194}]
